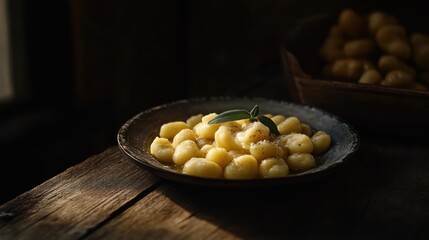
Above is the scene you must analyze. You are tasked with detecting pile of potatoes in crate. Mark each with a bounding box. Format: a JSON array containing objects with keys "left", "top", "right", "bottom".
[{"left": 320, "top": 9, "right": 429, "bottom": 90}]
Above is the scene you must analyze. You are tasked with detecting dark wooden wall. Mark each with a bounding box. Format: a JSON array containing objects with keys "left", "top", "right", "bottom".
[
  {"left": 2, "top": 0, "right": 427, "bottom": 204},
  {"left": 71, "top": 0, "right": 346, "bottom": 120}
]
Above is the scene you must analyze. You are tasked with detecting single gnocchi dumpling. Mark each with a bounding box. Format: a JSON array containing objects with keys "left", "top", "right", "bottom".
[
  {"left": 172, "top": 140, "right": 201, "bottom": 166},
  {"left": 160, "top": 121, "right": 189, "bottom": 139},
  {"left": 286, "top": 153, "right": 316, "bottom": 171},
  {"left": 206, "top": 147, "right": 233, "bottom": 168},
  {"left": 259, "top": 158, "right": 289, "bottom": 178},
  {"left": 150, "top": 137, "right": 175, "bottom": 163},
  {"left": 182, "top": 158, "right": 223, "bottom": 178},
  {"left": 224, "top": 155, "right": 258, "bottom": 179},
  {"left": 172, "top": 129, "right": 197, "bottom": 147},
  {"left": 277, "top": 117, "right": 302, "bottom": 135},
  {"left": 284, "top": 133, "right": 314, "bottom": 154},
  {"left": 214, "top": 122, "right": 242, "bottom": 150},
  {"left": 186, "top": 114, "right": 203, "bottom": 129},
  {"left": 201, "top": 113, "right": 217, "bottom": 123},
  {"left": 300, "top": 123, "right": 313, "bottom": 137},
  {"left": 270, "top": 115, "right": 286, "bottom": 126},
  {"left": 236, "top": 121, "right": 270, "bottom": 148},
  {"left": 200, "top": 144, "right": 214, "bottom": 157},
  {"left": 311, "top": 131, "right": 332, "bottom": 154},
  {"left": 249, "top": 140, "right": 284, "bottom": 162},
  {"left": 192, "top": 113, "right": 222, "bottom": 139}
]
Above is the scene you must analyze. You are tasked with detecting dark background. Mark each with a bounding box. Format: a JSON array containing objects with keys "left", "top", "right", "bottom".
[{"left": 1, "top": 0, "right": 427, "bottom": 204}]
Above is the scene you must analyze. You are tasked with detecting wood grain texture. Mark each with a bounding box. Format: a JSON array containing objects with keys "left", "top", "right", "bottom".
[
  {"left": 85, "top": 184, "right": 240, "bottom": 240},
  {"left": 86, "top": 136, "right": 429, "bottom": 239},
  {"left": 0, "top": 147, "right": 159, "bottom": 240}
]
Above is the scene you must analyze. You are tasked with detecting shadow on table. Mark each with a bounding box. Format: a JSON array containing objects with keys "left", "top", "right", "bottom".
[{"left": 161, "top": 135, "right": 429, "bottom": 239}]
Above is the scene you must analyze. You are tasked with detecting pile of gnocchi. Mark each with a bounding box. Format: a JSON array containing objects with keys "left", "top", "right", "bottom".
[
  {"left": 320, "top": 9, "right": 429, "bottom": 90},
  {"left": 150, "top": 112, "right": 331, "bottom": 179}
]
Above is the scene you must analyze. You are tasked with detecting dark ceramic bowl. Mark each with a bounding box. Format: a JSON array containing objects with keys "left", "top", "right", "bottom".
[{"left": 117, "top": 97, "right": 359, "bottom": 188}]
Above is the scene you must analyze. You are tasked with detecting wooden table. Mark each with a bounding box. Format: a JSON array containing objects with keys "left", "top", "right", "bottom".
[{"left": 1, "top": 133, "right": 429, "bottom": 239}]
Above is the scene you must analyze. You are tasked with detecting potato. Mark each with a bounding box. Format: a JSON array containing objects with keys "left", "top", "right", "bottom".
[
  {"left": 224, "top": 155, "right": 258, "bottom": 179},
  {"left": 414, "top": 44, "right": 429, "bottom": 69},
  {"left": 160, "top": 121, "right": 189, "bottom": 139},
  {"left": 378, "top": 55, "right": 415, "bottom": 76},
  {"left": 376, "top": 25, "right": 407, "bottom": 45},
  {"left": 344, "top": 39, "right": 375, "bottom": 58},
  {"left": 368, "top": 11, "right": 397, "bottom": 34},
  {"left": 286, "top": 153, "right": 316, "bottom": 172},
  {"left": 259, "top": 158, "right": 289, "bottom": 178},
  {"left": 386, "top": 40, "right": 412, "bottom": 60},
  {"left": 410, "top": 34, "right": 429, "bottom": 69},
  {"left": 411, "top": 33, "right": 429, "bottom": 46},
  {"left": 150, "top": 137, "right": 175, "bottom": 163},
  {"left": 320, "top": 9, "right": 429, "bottom": 91},
  {"left": 380, "top": 70, "right": 414, "bottom": 87},
  {"left": 376, "top": 25, "right": 411, "bottom": 59},
  {"left": 338, "top": 9, "right": 365, "bottom": 38},
  {"left": 358, "top": 69, "right": 382, "bottom": 85},
  {"left": 182, "top": 158, "right": 223, "bottom": 178},
  {"left": 172, "top": 140, "right": 201, "bottom": 166},
  {"left": 330, "top": 59, "right": 372, "bottom": 81}
]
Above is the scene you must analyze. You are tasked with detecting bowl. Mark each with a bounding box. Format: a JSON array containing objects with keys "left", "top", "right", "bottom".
[
  {"left": 117, "top": 97, "right": 360, "bottom": 188},
  {"left": 282, "top": 13, "right": 429, "bottom": 135}
]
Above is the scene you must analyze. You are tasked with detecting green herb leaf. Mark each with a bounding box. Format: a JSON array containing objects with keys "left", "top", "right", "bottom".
[
  {"left": 256, "top": 115, "right": 281, "bottom": 135},
  {"left": 207, "top": 105, "right": 280, "bottom": 135},
  {"left": 250, "top": 105, "right": 259, "bottom": 118},
  {"left": 207, "top": 109, "right": 251, "bottom": 124}
]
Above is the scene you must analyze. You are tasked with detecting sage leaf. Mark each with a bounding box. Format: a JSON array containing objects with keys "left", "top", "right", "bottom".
[
  {"left": 207, "top": 105, "right": 280, "bottom": 135},
  {"left": 250, "top": 105, "right": 259, "bottom": 118},
  {"left": 256, "top": 115, "right": 281, "bottom": 135},
  {"left": 207, "top": 109, "right": 251, "bottom": 124}
]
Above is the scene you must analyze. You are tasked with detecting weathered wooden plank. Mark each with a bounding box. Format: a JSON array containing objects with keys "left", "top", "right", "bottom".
[
  {"left": 0, "top": 147, "right": 159, "bottom": 240},
  {"left": 85, "top": 183, "right": 240, "bottom": 240}
]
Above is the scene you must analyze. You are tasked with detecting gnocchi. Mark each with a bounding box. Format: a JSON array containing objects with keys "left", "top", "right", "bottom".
[{"left": 149, "top": 111, "right": 332, "bottom": 179}]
